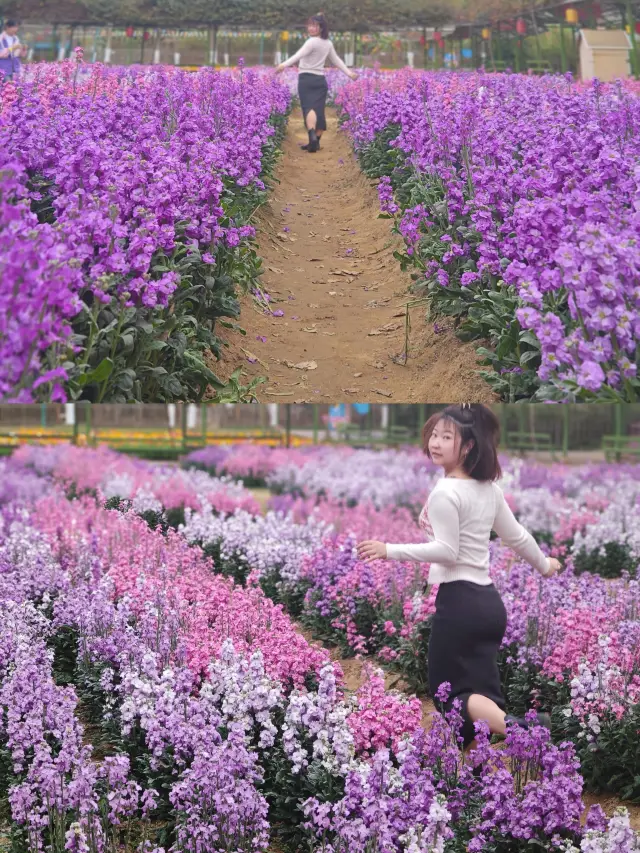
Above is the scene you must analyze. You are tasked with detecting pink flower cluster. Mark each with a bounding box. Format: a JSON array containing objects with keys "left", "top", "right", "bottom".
[
  {"left": 348, "top": 665, "right": 423, "bottom": 758},
  {"left": 13, "top": 443, "right": 260, "bottom": 515},
  {"left": 30, "top": 493, "right": 330, "bottom": 690}
]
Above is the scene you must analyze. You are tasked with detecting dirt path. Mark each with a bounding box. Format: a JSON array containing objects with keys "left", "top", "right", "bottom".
[{"left": 216, "top": 109, "right": 495, "bottom": 404}]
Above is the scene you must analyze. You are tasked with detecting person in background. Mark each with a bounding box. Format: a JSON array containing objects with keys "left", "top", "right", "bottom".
[
  {"left": 275, "top": 13, "right": 357, "bottom": 153},
  {"left": 0, "top": 20, "right": 26, "bottom": 81}
]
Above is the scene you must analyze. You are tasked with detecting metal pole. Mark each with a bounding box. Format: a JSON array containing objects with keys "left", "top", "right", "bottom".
[
  {"left": 500, "top": 405, "right": 509, "bottom": 448},
  {"left": 418, "top": 404, "right": 426, "bottom": 435},
  {"left": 285, "top": 405, "right": 291, "bottom": 448},
  {"left": 41, "top": 403, "right": 46, "bottom": 428},
  {"left": 72, "top": 406, "right": 79, "bottom": 445},
  {"left": 614, "top": 403, "right": 622, "bottom": 461},
  {"left": 562, "top": 405, "right": 569, "bottom": 458},
  {"left": 559, "top": 21, "right": 567, "bottom": 73},
  {"left": 259, "top": 30, "right": 264, "bottom": 65},
  {"left": 627, "top": 0, "right": 639, "bottom": 78},
  {"left": 313, "top": 405, "right": 319, "bottom": 445}
]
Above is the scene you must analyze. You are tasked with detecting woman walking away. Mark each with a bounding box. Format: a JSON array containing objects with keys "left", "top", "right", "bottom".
[
  {"left": 275, "top": 14, "right": 357, "bottom": 153},
  {"left": 357, "top": 404, "right": 561, "bottom": 751}
]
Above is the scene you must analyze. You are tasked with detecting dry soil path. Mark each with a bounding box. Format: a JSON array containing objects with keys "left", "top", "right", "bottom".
[{"left": 216, "top": 109, "right": 496, "bottom": 404}]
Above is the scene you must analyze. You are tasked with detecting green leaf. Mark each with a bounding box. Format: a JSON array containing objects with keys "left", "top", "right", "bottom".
[
  {"left": 77, "top": 358, "right": 114, "bottom": 387},
  {"left": 519, "top": 331, "right": 541, "bottom": 349}
]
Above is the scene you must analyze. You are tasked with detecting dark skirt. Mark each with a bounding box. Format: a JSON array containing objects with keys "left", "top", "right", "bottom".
[
  {"left": 298, "top": 72, "right": 329, "bottom": 132},
  {"left": 428, "top": 580, "right": 508, "bottom": 748}
]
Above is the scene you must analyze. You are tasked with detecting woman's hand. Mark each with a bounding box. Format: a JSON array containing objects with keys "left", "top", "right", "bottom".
[
  {"left": 348, "top": 70, "right": 358, "bottom": 80},
  {"left": 357, "top": 540, "right": 387, "bottom": 563},
  {"left": 545, "top": 558, "right": 562, "bottom": 577},
  {"left": 274, "top": 64, "right": 285, "bottom": 74}
]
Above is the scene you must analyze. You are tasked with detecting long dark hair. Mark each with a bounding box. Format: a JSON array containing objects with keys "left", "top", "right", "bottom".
[
  {"left": 308, "top": 13, "right": 329, "bottom": 39},
  {"left": 422, "top": 404, "right": 502, "bottom": 481}
]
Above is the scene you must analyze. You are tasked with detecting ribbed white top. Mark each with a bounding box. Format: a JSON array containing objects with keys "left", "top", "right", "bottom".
[
  {"left": 386, "top": 477, "right": 551, "bottom": 586},
  {"left": 281, "top": 36, "right": 351, "bottom": 76}
]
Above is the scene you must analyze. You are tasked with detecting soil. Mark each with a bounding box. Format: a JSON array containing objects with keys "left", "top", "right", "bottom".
[{"left": 214, "top": 109, "right": 496, "bottom": 404}]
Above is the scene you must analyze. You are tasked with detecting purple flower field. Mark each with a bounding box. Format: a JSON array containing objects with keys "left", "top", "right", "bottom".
[
  {"left": 0, "top": 62, "right": 291, "bottom": 403},
  {"left": 1, "top": 443, "right": 639, "bottom": 851},
  {"left": 335, "top": 70, "right": 640, "bottom": 402}
]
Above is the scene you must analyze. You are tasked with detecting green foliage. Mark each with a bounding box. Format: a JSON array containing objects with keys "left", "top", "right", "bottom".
[
  {"left": 573, "top": 543, "right": 637, "bottom": 579},
  {"left": 13, "top": 0, "right": 464, "bottom": 28}
]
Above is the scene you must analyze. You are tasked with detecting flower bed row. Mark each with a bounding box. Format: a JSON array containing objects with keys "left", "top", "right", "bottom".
[
  {"left": 335, "top": 70, "right": 640, "bottom": 403},
  {"left": 3, "top": 457, "right": 634, "bottom": 850},
  {"left": 0, "top": 61, "right": 291, "bottom": 403},
  {"left": 10, "top": 444, "right": 640, "bottom": 810}
]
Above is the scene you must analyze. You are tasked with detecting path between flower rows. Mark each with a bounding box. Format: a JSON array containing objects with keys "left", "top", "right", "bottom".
[
  {"left": 215, "top": 109, "right": 495, "bottom": 404},
  {"left": 248, "top": 489, "right": 640, "bottom": 834}
]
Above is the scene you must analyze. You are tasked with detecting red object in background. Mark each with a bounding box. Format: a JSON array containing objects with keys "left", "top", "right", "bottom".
[
  {"left": 419, "top": 35, "right": 426, "bottom": 46},
  {"left": 636, "top": 21, "right": 640, "bottom": 34},
  {"left": 125, "top": 26, "right": 134, "bottom": 37},
  {"left": 433, "top": 31, "right": 441, "bottom": 41},
  {"left": 516, "top": 18, "right": 527, "bottom": 35},
  {"left": 143, "top": 31, "right": 150, "bottom": 40},
  {"left": 591, "top": 2, "right": 602, "bottom": 18}
]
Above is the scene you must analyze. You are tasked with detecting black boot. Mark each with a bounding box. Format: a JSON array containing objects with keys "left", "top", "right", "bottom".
[
  {"left": 301, "top": 138, "right": 321, "bottom": 151},
  {"left": 505, "top": 712, "right": 551, "bottom": 731},
  {"left": 306, "top": 128, "right": 319, "bottom": 153}
]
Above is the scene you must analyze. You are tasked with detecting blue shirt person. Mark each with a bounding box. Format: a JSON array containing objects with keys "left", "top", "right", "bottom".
[{"left": 0, "top": 21, "right": 25, "bottom": 81}]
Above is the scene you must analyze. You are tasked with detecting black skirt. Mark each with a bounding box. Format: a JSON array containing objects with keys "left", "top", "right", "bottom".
[
  {"left": 298, "top": 72, "right": 329, "bottom": 132},
  {"left": 428, "top": 580, "right": 508, "bottom": 748}
]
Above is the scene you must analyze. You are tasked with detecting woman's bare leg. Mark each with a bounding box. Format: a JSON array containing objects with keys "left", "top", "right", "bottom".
[
  {"left": 467, "top": 693, "right": 507, "bottom": 736},
  {"left": 306, "top": 109, "right": 317, "bottom": 130}
]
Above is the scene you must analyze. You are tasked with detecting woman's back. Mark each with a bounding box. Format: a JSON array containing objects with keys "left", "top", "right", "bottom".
[
  {"left": 389, "top": 477, "right": 550, "bottom": 586},
  {"left": 293, "top": 36, "right": 343, "bottom": 75}
]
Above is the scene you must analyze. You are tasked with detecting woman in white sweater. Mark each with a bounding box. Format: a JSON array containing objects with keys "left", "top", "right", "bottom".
[
  {"left": 357, "top": 404, "right": 562, "bottom": 750},
  {"left": 275, "top": 14, "right": 357, "bottom": 153}
]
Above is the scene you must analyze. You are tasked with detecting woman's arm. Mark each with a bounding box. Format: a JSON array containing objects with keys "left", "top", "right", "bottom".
[
  {"left": 492, "top": 485, "right": 550, "bottom": 575},
  {"left": 328, "top": 43, "right": 356, "bottom": 78},
  {"left": 279, "top": 39, "right": 312, "bottom": 69},
  {"left": 385, "top": 489, "right": 460, "bottom": 564}
]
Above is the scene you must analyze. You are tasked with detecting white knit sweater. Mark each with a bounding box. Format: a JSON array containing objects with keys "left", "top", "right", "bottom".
[
  {"left": 281, "top": 36, "right": 352, "bottom": 76},
  {"left": 386, "top": 478, "right": 551, "bottom": 586}
]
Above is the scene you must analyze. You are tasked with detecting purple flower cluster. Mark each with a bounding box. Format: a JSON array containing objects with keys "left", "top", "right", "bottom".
[
  {"left": 337, "top": 70, "right": 640, "bottom": 400},
  {"left": 0, "top": 63, "right": 291, "bottom": 401}
]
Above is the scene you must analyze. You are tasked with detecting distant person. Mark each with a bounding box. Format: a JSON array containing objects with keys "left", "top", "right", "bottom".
[
  {"left": 0, "top": 20, "right": 25, "bottom": 81},
  {"left": 275, "top": 14, "right": 357, "bottom": 153}
]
